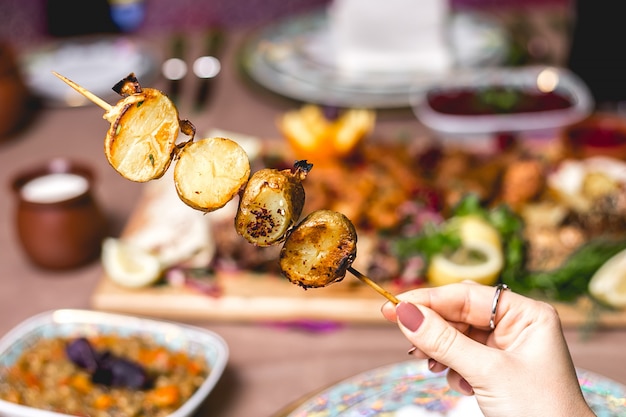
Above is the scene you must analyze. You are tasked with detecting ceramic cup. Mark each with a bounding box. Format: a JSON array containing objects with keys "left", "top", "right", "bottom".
[{"left": 10, "top": 158, "right": 108, "bottom": 270}]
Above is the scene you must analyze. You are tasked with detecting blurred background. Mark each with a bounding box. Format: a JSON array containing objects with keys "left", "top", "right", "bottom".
[{"left": 1, "top": 0, "right": 570, "bottom": 47}]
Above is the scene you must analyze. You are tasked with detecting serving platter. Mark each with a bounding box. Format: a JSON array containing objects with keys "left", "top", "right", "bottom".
[
  {"left": 90, "top": 158, "right": 626, "bottom": 328},
  {"left": 239, "top": 9, "right": 508, "bottom": 108}
]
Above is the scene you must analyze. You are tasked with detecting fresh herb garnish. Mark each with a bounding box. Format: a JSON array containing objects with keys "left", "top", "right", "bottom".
[
  {"left": 477, "top": 87, "right": 521, "bottom": 112},
  {"left": 511, "top": 239, "right": 626, "bottom": 302}
]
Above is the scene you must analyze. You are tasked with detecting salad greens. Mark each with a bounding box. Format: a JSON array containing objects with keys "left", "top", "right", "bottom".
[{"left": 392, "top": 194, "right": 626, "bottom": 302}]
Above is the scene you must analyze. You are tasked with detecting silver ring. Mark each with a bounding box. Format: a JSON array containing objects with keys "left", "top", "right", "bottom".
[{"left": 489, "top": 283, "right": 509, "bottom": 330}]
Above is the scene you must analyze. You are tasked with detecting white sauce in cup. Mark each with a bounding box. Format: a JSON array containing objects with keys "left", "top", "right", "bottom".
[{"left": 21, "top": 173, "right": 89, "bottom": 204}]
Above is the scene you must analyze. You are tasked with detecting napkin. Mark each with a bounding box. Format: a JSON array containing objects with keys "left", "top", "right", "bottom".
[{"left": 327, "top": 0, "right": 453, "bottom": 73}]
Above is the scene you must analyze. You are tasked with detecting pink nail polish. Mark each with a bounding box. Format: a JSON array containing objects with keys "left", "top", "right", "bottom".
[
  {"left": 396, "top": 301, "right": 424, "bottom": 332},
  {"left": 459, "top": 378, "right": 474, "bottom": 395}
]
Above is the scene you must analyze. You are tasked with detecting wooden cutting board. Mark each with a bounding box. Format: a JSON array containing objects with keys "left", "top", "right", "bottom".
[
  {"left": 91, "top": 268, "right": 626, "bottom": 327},
  {"left": 90, "top": 156, "right": 626, "bottom": 328}
]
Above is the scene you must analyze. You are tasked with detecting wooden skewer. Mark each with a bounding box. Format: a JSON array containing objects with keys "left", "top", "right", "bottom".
[
  {"left": 52, "top": 71, "right": 113, "bottom": 111},
  {"left": 348, "top": 266, "right": 400, "bottom": 305}
]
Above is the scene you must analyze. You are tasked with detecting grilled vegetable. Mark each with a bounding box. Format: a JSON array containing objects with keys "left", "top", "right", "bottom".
[
  {"left": 174, "top": 136, "right": 250, "bottom": 212},
  {"left": 103, "top": 74, "right": 194, "bottom": 182},
  {"left": 279, "top": 209, "right": 357, "bottom": 288},
  {"left": 235, "top": 160, "right": 312, "bottom": 246},
  {"left": 54, "top": 72, "right": 195, "bottom": 183}
]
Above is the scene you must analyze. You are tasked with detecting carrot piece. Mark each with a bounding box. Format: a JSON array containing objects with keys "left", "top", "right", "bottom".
[
  {"left": 69, "top": 373, "right": 93, "bottom": 394},
  {"left": 186, "top": 359, "right": 204, "bottom": 375},
  {"left": 22, "top": 371, "right": 41, "bottom": 389},
  {"left": 94, "top": 393, "right": 114, "bottom": 410},
  {"left": 146, "top": 385, "right": 181, "bottom": 407}
]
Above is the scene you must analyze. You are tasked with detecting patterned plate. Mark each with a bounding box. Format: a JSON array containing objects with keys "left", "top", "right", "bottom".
[{"left": 276, "top": 359, "right": 625, "bottom": 417}]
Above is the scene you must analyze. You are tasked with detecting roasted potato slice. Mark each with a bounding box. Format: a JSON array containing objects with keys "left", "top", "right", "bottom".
[
  {"left": 279, "top": 209, "right": 357, "bottom": 288},
  {"left": 104, "top": 87, "right": 181, "bottom": 182},
  {"left": 174, "top": 137, "right": 251, "bottom": 212},
  {"left": 235, "top": 161, "right": 312, "bottom": 247}
]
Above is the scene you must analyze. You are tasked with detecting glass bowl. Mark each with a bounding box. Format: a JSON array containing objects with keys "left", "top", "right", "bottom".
[{"left": 412, "top": 66, "right": 594, "bottom": 136}]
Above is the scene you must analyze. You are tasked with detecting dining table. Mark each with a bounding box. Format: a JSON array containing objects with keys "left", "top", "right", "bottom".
[{"left": 1, "top": 18, "right": 626, "bottom": 417}]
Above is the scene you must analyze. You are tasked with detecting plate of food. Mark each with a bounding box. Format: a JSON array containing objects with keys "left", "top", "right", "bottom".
[
  {"left": 412, "top": 66, "right": 594, "bottom": 135},
  {"left": 272, "top": 360, "right": 626, "bottom": 416},
  {"left": 0, "top": 309, "right": 228, "bottom": 417}
]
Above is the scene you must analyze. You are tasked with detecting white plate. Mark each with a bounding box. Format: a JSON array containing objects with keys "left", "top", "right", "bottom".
[
  {"left": 276, "top": 359, "right": 626, "bottom": 416},
  {"left": 20, "top": 36, "right": 158, "bottom": 107},
  {"left": 240, "top": 10, "right": 509, "bottom": 108},
  {"left": 412, "top": 66, "right": 594, "bottom": 135},
  {"left": 0, "top": 309, "right": 228, "bottom": 417}
]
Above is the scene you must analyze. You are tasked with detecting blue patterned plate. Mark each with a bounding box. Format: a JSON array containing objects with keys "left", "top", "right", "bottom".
[{"left": 276, "top": 359, "right": 625, "bottom": 416}]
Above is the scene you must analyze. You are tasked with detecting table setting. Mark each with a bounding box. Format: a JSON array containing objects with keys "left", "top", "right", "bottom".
[{"left": 1, "top": 0, "right": 626, "bottom": 416}]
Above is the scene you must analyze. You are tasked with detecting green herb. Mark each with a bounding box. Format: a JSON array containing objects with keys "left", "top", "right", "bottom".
[
  {"left": 115, "top": 124, "right": 121, "bottom": 136},
  {"left": 393, "top": 221, "right": 462, "bottom": 261},
  {"left": 148, "top": 153, "right": 154, "bottom": 166},
  {"left": 509, "top": 239, "right": 626, "bottom": 302},
  {"left": 477, "top": 87, "right": 521, "bottom": 113},
  {"left": 137, "top": 101, "right": 144, "bottom": 108}
]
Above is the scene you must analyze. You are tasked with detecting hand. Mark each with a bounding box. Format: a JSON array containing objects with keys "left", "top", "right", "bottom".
[{"left": 381, "top": 282, "right": 596, "bottom": 417}]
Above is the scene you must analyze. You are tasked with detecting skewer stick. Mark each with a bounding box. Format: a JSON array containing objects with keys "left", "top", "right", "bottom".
[
  {"left": 52, "top": 71, "right": 113, "bottom": 111},
  {"left": 348, "top": 266, "right": 400, "bottom": 305}
]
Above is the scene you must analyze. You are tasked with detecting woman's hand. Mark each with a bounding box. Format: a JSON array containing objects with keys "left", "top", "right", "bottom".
[{"left": 381, "top": 282, "right": 596, "bottom": 417}]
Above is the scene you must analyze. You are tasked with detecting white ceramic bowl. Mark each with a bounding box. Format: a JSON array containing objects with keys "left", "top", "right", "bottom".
[
  {"left": 412, "top": 65, "right": 594, "bottom": 136},
  {"left": 0, "top": 309, "right": 228, "bottom": 417}
]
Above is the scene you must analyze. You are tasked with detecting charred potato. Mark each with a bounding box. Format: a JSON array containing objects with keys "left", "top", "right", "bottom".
[
  {"left": 103, "top": 75, "right": 186, "bottom": 182},
  {"left": 279, "top": 209, "right": 357, "bottom": 288},
  {"left": 235, "top": 161, "right": 312, "bottom": 247}
]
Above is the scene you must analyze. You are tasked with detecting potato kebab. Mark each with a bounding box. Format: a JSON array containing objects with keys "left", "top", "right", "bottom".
[{"left": 53, "top": 72, "right": 399, "bottom": 303}]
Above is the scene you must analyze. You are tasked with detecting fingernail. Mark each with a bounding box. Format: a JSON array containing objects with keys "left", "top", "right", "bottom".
[
  {"left": 459, "top": 378, "right": 474, "bottom": 395},
  {"left": 428, "top": 358, "right": 437, "bottom": 370},
  {"left": 396, "top": 301, "right": 424, "bottom": 332}
]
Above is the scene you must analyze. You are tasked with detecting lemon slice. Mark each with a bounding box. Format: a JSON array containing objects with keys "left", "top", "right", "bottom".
[
  {"left": 454, "top": 215, "right": 501, "bottom": 249},
  {"left": 427, "top": 215, "right": 503, "bottom": 286},
  {"left": 589, "top": 249, "right": 626, "bottom": 309},
  {"left": 101, "top": 237, "right": 163, "bottom": 288},
  {"left": 427, "top": 240, "right": 503, "bottom": 286}
]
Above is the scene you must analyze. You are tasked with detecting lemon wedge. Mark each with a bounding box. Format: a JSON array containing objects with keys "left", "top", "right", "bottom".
[
  {"left": 101, "top": 237, "right": 163, "bottom": 288},
  {"left": 427, "top": 240, "right": 503, "bottom": 286},
  {"left": 589, "top": 248, "right": 626, "bottom": 309},
  {"left": 427, "top": 215, "right": 503, "bottom": 286},
  {"left": 454, "top": 215, "right": 502, "bottom": 249}
]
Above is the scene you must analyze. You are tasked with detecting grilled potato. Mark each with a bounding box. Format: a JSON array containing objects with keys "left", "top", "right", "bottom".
[
  {"left": 235, "top": 161, "right": 312, "bottom": 247},
  {"left": 174, "top": 137, "right": 250, "bottom": 212},
  {"left": 103, "top": 87, "right": 181, "bottom": 182},
  {"left": 279, "top": 209, "right": 357, "bottom": 288}
]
